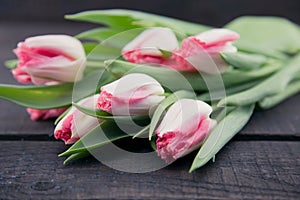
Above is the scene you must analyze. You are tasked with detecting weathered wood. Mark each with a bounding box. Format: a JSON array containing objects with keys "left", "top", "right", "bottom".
[{"left": 0, "top": 141, "right": 299, "bottom": 199}]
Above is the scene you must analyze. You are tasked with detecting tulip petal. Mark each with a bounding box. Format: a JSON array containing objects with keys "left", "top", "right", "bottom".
[
  {"left": 122, "top": 28, "right": 178, "bottom": 63},
  {"left": 195, "top": 28, "right": 240, "bottom": 47}
]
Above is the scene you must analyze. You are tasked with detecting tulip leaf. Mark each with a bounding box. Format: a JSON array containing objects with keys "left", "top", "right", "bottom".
[
  {"left": 0, "top": 70, "right": 109, "bottom": 109},
  {"left": 225, "top": 16, "right": 300, "bottom": 55},
  {"left": 59, "top": 120, "right": 138, "bottom": 157},
  {"left": 5, "top": 59, "right": 18, "bottom": 69},
  {"left": 66, "top": 9, "right": 211, "bottom": 36},
  {"left": 149, "top": 90, "right": 196, "bottom": 140},
  {"left": 159, "top": 49, "right": 173, "bottom": 58},
  {"left": 259, "top": 78, "right": 300, "bottom": 109},
  {"left": 63, "top": 151, "right": 90, "bottom": 165},
  {"left": 76, "top": 27, "right": 120, "bottom": 42},
  {"left": 218, "top": 54, "right": 300, "bottom": 107},
  {"left": 221, "top": 52, "right": 267, "bottom": 69},
  {"left": 189, "top": 105, "right": 255, "bottom": 172},
  {"left": 72, "top": 102, "right": 149, "bottom": 122},
  {"left": 106, "top": 59, "right": 281, "bottom": 92},
  {"left": 132, "top": 125, "right": 150, "bottom": 139}
]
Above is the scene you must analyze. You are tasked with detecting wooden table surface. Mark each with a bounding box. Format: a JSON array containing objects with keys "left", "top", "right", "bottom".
[{"left": 0, "top": 22, "right": 299, "bottom": 200}]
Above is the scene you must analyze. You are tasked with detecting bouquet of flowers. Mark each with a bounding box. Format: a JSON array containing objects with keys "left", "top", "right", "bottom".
[{"left": 1, "top": 9, "right": 299, "bottom": 172}]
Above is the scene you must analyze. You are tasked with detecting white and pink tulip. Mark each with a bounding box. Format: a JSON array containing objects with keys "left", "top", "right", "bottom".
[
  {"left": 173, "top": 28, "right": 240, "bottom": 73},
  {"left": 97, "top": 73, "right": 165, "bottom": 116},
  {"left": 122, "top": 28, "right": 178, "bottom": 64},
  {"left": 155, "top": 99, "right": 216, "bottom": 163},
  {"left": 12, "top": 35, "right": 86, "bottom": 85},
  {"left": 122, "top": 28, "right": 239, "bottom": 74},
  {"left": 54, "top": 95, "right": 101, "bottom": 144}
]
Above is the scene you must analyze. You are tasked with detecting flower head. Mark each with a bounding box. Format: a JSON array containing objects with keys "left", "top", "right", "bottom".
[
  {"left": 97, "top": 73, "right": 165, "bottom": 116},
  {"left": 54, "top": 95, "right": 101, "bottom": 144},
  {"left": 173, "top": 29, "right": 240, "bottom": 73},
  {"left": 122, "top": 28, "right": 178, "bottom": 64},
  {"left": 156, "top": 99, "right": 216, "bottom": 163},
  {"left": 12, "top": 35, "right": 86, "bottom": 85}
]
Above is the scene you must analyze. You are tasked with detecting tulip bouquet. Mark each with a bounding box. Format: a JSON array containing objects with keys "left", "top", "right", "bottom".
[{"left": 1, "top": 9, "right": 300, "bottom": 172}]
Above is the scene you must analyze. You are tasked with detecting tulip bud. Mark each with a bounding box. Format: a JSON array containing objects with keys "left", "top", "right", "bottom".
[
  {"left": 54, "top": 95, "right": 101, "bottom": 144},
  {"left": 27, "top": 107, "right": 67, "bottom": 121},
  {"left": 122, "top": 28, "right": 179, "bottom": 64},
  {"left": 155, "top": 99, "right": 216, "bottom": 163},
  {"left": 12, "top": 35, "right": 86, "bottom": 85},
  {"left": 97, "top": 73, "right": 165, "bottom": 116},
  {"left": 173, "top": 28, "right": 240, "bottom": 73}
]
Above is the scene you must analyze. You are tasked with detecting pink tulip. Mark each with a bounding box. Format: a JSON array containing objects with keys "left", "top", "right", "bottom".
[
  {"left": 122, "top": 28, "right": 178, "bottom": 64},
  {"left": 27, "top": 107, "right": 67, "bottom": 121},
  {"left": 54, "top": 95, "right": 101, "bottom": 144},
  {"left": 155, "top": 99, "right": 216, "bottom": 163},
  {"left": 172, "top": 29, "right": 240, "bottom": 73},
  {"left": 97, "top": 73, "right": 165, "bottom": 116},
  {"left": 12, "top": 35, "right": 86, "bottom": 85}
]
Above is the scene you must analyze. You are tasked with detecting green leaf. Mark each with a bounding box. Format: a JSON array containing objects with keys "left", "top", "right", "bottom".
[
  {"left": 5, "top": 59, "right": 18, "bottom": 69},
  {"left": 0, "top": 69, "right": 110, "bottom": 109},
  {"left": 225, "top": 16, "right": 300, "bottom": 55},
  {"left": 149, "top": 90, "right": 196, "bottom": 140},
  {"left": 66, "top": 9, "right": 211, "bottom": 36},
  {"left": 218, "top": 54, "right": 300, "bottom": 107},
  {"left": 106, "top": 59, "right": 281, "bottom": 92},
  {"left": 132, "top": 125, "right": 150, "bottom": 139},
  {"left": 189, "top": 105, "right": 255, "bottom": 172},
  {"left": 259, "top": 79, "right": 300, "bottom": 109},
  {"left": 59, "top": 120, "right": 141, "bottom": 157},
  {"left": 63, "top": 151, "right": 90, "bottom": 165},
  {"left": 76, "top": 27, "right": 120, "bottom": 42},
  {"left": 159, "top": 49, "right": 173, "bottom": 58},
  {"left": 221, "top": 52, "right": 266, "bottom": 69}
]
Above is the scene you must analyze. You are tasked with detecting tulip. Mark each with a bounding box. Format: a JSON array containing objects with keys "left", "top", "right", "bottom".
[
  {"left": 54, "top": 95, "right": 101, "bottom": 144},
  {"left": 27, "top": 107, "right": 67, "bottom": 121},
  {"left": 97, "top": 73, "right": 165, "bottom": 116},
  {"left": 155, "top": 99, "right": 216, "bottom": 163},
  {"left": 122, "top": 28, "right": 179, "bottom": 64},
  {"left": 12, "top": 35, "right": 86, "bottom": 85},
  {"left": 172, "top": 28, "right": 240, "bottom": 73}
]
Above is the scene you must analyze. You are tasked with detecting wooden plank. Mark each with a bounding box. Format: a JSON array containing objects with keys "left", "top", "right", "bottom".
[{"left": 0, "top": 141, "right": 299, "bottom": 199}]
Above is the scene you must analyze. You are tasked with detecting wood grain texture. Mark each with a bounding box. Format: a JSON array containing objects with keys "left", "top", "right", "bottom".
[{"left": 0, "top": 141, "right": 299, "bottom": 199}]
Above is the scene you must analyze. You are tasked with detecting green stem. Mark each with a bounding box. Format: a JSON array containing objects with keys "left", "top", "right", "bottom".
[{"left": 218, "top": 54, "right": 300, "bottom": 107}]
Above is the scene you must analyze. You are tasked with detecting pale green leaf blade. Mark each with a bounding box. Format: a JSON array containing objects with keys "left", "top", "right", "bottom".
[
  {"left": 218, "top": 54, "right": 300, "bottom": 107},
  {"left": 221, "top": 52, "right": 267, "bottom": 69},
  {"left": 63, "top": 151, "right": 90, "bottom": 165},
  {"left": 225, "top": 16, "right": 300, "bottom": 55},
  {"left": 259, "top": 79, "right": 300, "bottom": 109},
  {"left": 5, "top": 59, "right": 18, "bottom": 69},
  {"left": 59, "top": 120, "right": 135, "bottom": 157},
  {"left": 190, "top": 105, "right": 255, "bottom": 172},
  {"left": 0, "top": 69, "right": 109, "bottom": 109},
  {"left": 66, "top": 9, "right": 211, "bottom": 36},
  {"left": 106, "top": 59, "right": 281, "bottom": 92},
  {"left": 76, "top": 27, "right": 120, "bottom": 41}
]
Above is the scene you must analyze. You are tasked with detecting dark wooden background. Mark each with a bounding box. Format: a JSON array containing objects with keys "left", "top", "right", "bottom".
[{"left": 0, "top": 0, "right": 299, "bottom": 199}]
